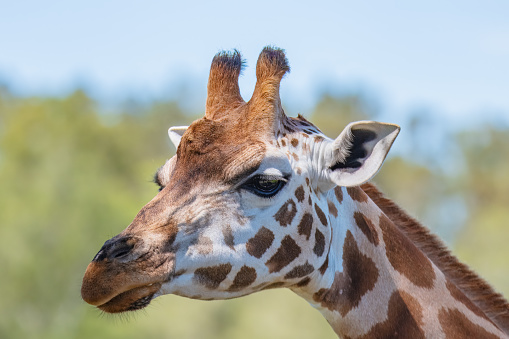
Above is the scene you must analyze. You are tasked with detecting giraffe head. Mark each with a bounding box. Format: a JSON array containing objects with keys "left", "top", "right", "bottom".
[{"left": 81, "top": 47, "right": 399, "bottom": 313}]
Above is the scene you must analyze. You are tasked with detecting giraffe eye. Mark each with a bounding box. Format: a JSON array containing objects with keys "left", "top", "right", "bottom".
[{"left": 242, "top": 175, "right": 286, "bottom": 198}]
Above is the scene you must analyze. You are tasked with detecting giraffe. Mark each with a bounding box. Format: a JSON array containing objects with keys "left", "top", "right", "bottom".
[{"left": 81, "top": 47, "right": 509, "bottom": 338}]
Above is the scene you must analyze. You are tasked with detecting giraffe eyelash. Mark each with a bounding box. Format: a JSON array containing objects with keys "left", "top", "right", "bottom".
[{"left": 240, "top": 175, "right": 288, "bottom": 198}]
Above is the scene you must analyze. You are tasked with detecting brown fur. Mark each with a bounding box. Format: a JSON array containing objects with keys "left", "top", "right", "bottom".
[
  {"left": 246, "top": 227, "right": 275, "bottom": 259},
  {"left": 193, "top": 263, "right": 232, "bottom": 289},
  {"left": 174, "top": 117, "right": 267, "bottom": 191},
  {"left": 361, "top": 182, "right": 509, "bottom": 333},
  {"left": 314, "top": 203, "right": 328, "bottom": 226},
  {"left": 228, "top": 266, "right": 257, "bottom": 291},
  {"left": 297, "top": 213, "right": 313, "bottom": 240},
  {"left": 313, "top": 230, "right": 379, "bottom": 317},
  {"left": 273, "top": 199, "right": 298, "bottom": 226},
  {"left": 334, "top": 186, "right": 344, "bottom": 204},
  {"left": 379, "top": 213, "right": 436, "bottom": 288},
  {"left": 295, "top": 185, "right": 305, "bottom": 202},
  {"left": 248, "top": 47, "right": 290, "bottom": 134},
  {"left": 439, "top": 308, "right": 501, "bottom": 339},
  {"left": 354, "top": 291, "right": 425, "bottom": 339},
  {"left": 206, "top": 50, "right": 244, "bottom": 119},
  {"left": 313, "top": 229, "right": 325, "bottom": 257},
  {"left": 353, "top": 211, "right": 379, "bottom": 246},
  {"left": 265, "top": 235, "right": 301, "bottom": 273},
  {"left": 284, "top": 261, "right": 314, "bottom": 279}
]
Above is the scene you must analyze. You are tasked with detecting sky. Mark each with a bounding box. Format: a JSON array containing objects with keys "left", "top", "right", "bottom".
[{"left": 1, "top": 0, "right": 508, "bottom": 124}]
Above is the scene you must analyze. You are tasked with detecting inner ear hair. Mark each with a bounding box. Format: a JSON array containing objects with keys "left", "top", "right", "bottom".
[{"left": 330, "top": 128, "right": 377, "bottom": 170}]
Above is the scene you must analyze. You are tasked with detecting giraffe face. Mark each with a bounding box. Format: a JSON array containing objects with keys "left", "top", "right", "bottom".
[
  {"left": 81, "top": 114, "right": 332, "bottom": 312},
  {"left": 81, "top": 47, "right": 399, "bottom": 314}
]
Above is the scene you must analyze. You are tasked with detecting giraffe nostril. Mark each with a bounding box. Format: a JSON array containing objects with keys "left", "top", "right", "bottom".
[
  {"left": 109, "top": 241, "right": 135, "bottom": 260},
  {"left": 110, "top": 246, "right": 133, "bottom": 259},
  {"left": 93, "top": 236, "right": 136, "bottom": 262}
]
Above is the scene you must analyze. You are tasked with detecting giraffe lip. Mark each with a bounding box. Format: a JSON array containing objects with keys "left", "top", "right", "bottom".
[{"left": 97, "top": 282, "right": 163, "bottom": 313}]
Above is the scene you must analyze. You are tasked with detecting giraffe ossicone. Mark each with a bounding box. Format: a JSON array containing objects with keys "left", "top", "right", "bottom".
[{"left": 81, "top": 47, "right": 509, "bottom": 338}]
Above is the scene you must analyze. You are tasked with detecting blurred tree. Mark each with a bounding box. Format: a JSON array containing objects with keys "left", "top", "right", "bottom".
[{"left": 452, "top": 126, "right": 509, "bottom": 296}]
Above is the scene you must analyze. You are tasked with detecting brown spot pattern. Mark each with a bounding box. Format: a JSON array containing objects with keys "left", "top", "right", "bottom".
[
  {"left": 308, "top": 195, "right": 312, "bottom": 206},
  {"left": 193, "top": 235, "right": 213, "bottom": 255},
  {"left": 193, "top": 263, "right": 232, "bottom": 289},
  {"left": 292, "top": 153, "right": 299, "bottom": 161},
  {"left": 228, "top": 266, "right": 257, "bottom": 291},
  {"left": 346, "top": 186, "right": 368, "bottom": 203},
  {"left": 291, "top": 138, "right": 299, "bottom": 147},
  {"left": 353, "top": 212, "right": 379, "bottom": 245},
  {"left": 327, "top": 200, "right": 338, "bottom": 218},
  {"left": 222, "top": 225, "right": 235, "bottom": 250},
  {"left": 295, "top": 185, "right": 305, "bottom": 202},
  {"left": 313, "top": 229, "right": 325, "bottom": 256},
  {"left": 314, "top": 204, "right": 328, "bottom": 226},
  {"left": 295, "top": 277, "right": 311, "bottom": 287},
  {"left": 313, "top": 231, "right": 378, "bottom": 316},
  {"left": 261, "top": 281, "right": 286, "bottom": 290},
  {"left": 246, "top": 227, "right": 274, "bottom": 258},
  {"left": 297, "top": 213, "right": 313, "bottom": 240},
  {"left": 439, "top": 307, "right": 500, "bottom": 339},
  {"left": 284, "top": 261, "right": 314, "bottom": 279},
  {"left": 318, "top": 256, "right": 329, "bottom": 275},
  {"left": 446, "top": 281, "right": 491, "bottom": 321},
  {"left": 173, "top": 269, "right": 186, "bottom": 278},
  {"left": 359, "top": 291, "right": 425, "bottom": 339},
  {"left": 379, "top": 214, "right": 435, "bottom": 288},
  {"left": 265, "top": 236, "right": 301, "bottom": 273},
  {"left": 274, "top": 199, "right": 297, "bottom": 227},
  {"left": 314, "top": 135, "right": 324, "bottom": 143},
  {"left": 281, "top": 139, "right": 286, "bottom": 147},
  {"left": 334, "top": 186, "right": 343, "bottom": 204}
]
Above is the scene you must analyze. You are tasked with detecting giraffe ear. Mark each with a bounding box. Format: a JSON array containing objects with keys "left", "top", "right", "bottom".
[
  {"left": 168, "top": 126, "right": 188, "bottom": 149},
  {"left": 324, "top": 121, "right": 400, "bottom": 187}
]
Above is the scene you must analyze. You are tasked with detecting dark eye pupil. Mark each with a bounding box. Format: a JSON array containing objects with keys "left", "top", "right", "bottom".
[
  {"left": 242, "top": 176, "right": 285, "bottom": 198},
  {"left": 256, "top": 179, "right": 279, "bottom": 191}
]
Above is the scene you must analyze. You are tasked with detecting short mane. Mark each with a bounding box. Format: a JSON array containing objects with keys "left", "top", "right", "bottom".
[{"left": 361, "top": 182, "right": 509, "bottom": 333}]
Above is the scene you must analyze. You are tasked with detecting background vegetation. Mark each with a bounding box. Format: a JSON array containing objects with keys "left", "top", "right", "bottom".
[{"left": 0, "top": 87, "right": 507, "bottom": 339}]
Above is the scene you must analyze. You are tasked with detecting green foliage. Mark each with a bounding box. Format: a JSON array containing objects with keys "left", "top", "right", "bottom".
[
  {"left": 452, "top": 127, "right": 509, "bottom": 295},
  {"left": 0, "top": 89, "right": 507, "bottom": 338}
]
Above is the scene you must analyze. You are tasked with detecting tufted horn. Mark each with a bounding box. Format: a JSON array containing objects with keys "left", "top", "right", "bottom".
[
  {"left": 248, "top": 47, "right": 290, "bottom": 124},
  {"left": 205, "top": 50, "right": 245, "bottom": 120}
]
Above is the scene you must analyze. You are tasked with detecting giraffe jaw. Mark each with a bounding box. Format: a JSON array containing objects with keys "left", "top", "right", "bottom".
[{"left": 95, "top": 282, "right": 163, "bottom": 313}]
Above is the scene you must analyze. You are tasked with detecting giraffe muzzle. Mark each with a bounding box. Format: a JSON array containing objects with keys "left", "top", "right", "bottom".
[{"left": 81, "top": 233, "right": 176, "bottom": 313}]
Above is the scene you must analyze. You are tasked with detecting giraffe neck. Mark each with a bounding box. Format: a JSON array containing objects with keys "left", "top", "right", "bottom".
[{"left": 293, "top": 186, "right": 506, "bottom": 338}]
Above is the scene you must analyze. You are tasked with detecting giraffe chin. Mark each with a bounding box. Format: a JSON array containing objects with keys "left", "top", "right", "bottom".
[{"left": 97, "top": 282, "right": 162, "bottom": 313}]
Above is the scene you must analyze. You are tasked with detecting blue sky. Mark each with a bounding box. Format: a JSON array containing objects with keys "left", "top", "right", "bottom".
[{"left": 1, "top": 1, "right": 508, "bottom": 123}]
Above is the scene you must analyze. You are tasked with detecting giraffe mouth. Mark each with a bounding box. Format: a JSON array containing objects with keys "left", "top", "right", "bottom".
[{"left": 97, "top": 282, "right": 163, "bottom": 313}]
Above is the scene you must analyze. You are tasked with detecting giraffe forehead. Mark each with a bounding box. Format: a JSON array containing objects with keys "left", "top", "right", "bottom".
[{"left": 174, "top": 118, "right": 268, "bottom": 184}]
